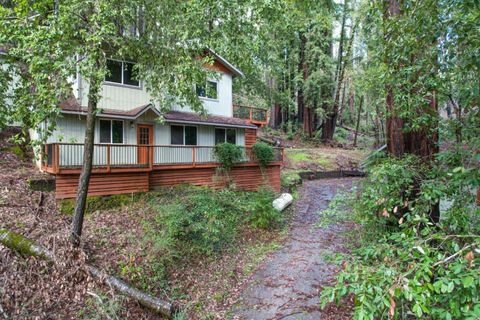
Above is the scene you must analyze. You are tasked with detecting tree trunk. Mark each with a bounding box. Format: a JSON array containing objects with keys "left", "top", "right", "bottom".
[
  {"left": 71, "top": 60, "right": 101, "bottom": 247},
  {"left": 322, "top": 2, "right": 356, "bottom": 142},
  {"left": 297, "top": 32, "right": 307, "bottom": 127},
  {"left": 384, "top": 0, "right": 440, "bottom": 222},
  {"left": 353, "top": 96, "right": 362, "bottom": 147}
]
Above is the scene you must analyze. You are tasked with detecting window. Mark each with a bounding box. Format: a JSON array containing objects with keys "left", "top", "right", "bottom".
[
  {"left": 171, "top": 125, "right": 184, "bottom": 145},
  {"left": 105, "top": 59, "right": 140, "bottom": 87},
  {"left": 170, "top": 125, "right": 197, "bottom": 145},
  {"left": 215, "top": 128, "right": 236, "bottom": 145},
  {"left": 185, "top": 126, "right": 197, "bottom": 145},
  {"left": 226, "top": 128, "right": 236, "bottom": 144},
  {"left": 196, "top": 80, "right": 218, "bottom": 99},
  {"left": 99, "top": 120, "right": 124, "bottom": 144},
  {"left": 215, "top": 128, "right": 225, "bottom": 144}
]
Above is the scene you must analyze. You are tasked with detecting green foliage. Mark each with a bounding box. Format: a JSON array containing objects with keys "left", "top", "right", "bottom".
[
  {"left": 247, "top": 187, "right": 281, "bottom": 229},
  {"left": 213, "top": 143, "right": 243, "bottom": 171},
  {"left": 81, "top": 292, "right": 124, "bottom": 320},
  {"left": 140, "top": 185, "right": 283, "bottom": 278},
  {"left": 58, "top": 194, "right": 137, "bottom": 215},
  {"left": 286, "top": 150, "right": 310, "bottom": 163},
  {"left": 320, "top": 155, "right": 480, "bottom": 319},
  {"left": 280, "top": 171, "right": 303, "bottom": 189},
  {"left": 252, "top": 142, "right": 275, "bottom": 167}
]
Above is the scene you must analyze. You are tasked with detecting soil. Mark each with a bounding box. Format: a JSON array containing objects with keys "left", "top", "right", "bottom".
[
  {"left": 231, "top": 178, "right": 359, "bottom": 319},
  {"left": 0, "top": 134, "right": 288, "bottom": 319}
]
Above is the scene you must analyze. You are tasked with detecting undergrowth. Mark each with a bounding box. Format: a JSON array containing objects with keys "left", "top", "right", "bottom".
[{"left": 320, "top": 154, "right": 480, "bottom": 319}]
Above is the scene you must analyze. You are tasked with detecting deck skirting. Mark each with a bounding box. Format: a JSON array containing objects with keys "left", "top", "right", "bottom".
[{"left": 55, "top": 164, "right": 281, "bottom": 199}]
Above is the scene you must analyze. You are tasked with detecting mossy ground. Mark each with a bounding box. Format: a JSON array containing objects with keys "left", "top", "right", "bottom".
[{"left": 58, "top": 193, "right": 142, "bottom": 215}]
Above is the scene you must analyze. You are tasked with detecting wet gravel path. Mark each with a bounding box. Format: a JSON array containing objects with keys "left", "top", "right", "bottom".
[{"left": 231, "top": 178, "right": 357, "bottom": 320}]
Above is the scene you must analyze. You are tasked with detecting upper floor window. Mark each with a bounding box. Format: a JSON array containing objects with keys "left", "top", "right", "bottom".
[
  {"left": 171, "top": 125, "right": 197, "bottom": 146},
  {"left": 215, "top": 128, "right": 236, "bottom": 145},
  {"left": 105, "top": 59, "right": 140, "bottom": 87},
  {"left": 99, "top": 119, "right": 124, "bottom": 144},
  {"left": 196, "top": 80, "right": 218, "bottom": 99}
]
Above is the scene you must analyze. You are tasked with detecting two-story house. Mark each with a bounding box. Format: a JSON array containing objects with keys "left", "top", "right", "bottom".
[{"left": 40, "top": 50, "right": 282, "bottom": 198}]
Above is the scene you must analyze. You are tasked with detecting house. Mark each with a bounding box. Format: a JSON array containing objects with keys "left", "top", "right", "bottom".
[{"left": 39, "top": 50, "right": 282, "bottom": 198}]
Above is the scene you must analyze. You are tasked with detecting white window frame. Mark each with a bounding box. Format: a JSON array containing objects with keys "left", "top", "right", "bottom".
[
  {"left": 99, "top": 119, "right": 125, "bottom": 144},
  {"left": 215, "top": 127, "right": 237, "bottom": 145},
  {"left": 196, "top": 79, "right": 219, "bottom": 101},
  {"left": 170, "top": 124, "right": 198, "bottom": 146},
  {"left": 104, "top": 58, "right": 142, "bottom": 89}
]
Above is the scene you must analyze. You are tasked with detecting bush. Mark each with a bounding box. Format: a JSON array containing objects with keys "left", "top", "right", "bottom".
[
  {"left": 252, "top": 142, "right": 275, "bottom": 167},
  {"left": 213, "top": 143, "right": 243, "bottom": 171},
  {"left": 248, "top": 187, "right": 282, "bottom": 229},
  {"left": 146, "top": 187, "right": 248, "bottom": 257},
  {"left": 320, "top": 155, "right": 480, "bottom": 319}
]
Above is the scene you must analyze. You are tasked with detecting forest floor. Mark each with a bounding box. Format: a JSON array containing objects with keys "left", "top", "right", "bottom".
[
  {"left": 0, "top": 129, "right": 289, "bottom": 319},
  {"left": 1, "top": 128, "right": 364, "bottom": 319},
  {"left": 231, "top": 178, "right": 359, "bottom": 319}
]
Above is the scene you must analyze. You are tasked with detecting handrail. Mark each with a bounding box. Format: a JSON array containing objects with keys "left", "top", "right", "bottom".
[
  {"left": 41, "top": 143, "right": 284, "bottom": 171},
  {"left": 233, "top": 105, "right": 269, "bottom": 123}
]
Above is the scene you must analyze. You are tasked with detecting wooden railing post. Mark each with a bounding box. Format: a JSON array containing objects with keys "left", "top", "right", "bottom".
[
  {"left": 192, "top": 147, "right": 196, "bottom": 167},
  {"left": 54, "top": 143, "right": 60, "bottom": 173},
  {"left": 42, "top": 144, "right": 47, "bottom": 170},
  {"left": 281, "top": 148, "right": 285, "bottom": 164},
  {"left": 149, "top": 145, "right": 153, "bottom": 170},
  {"left": 106, "top": 145, "right": 111, "bottom": 172}
]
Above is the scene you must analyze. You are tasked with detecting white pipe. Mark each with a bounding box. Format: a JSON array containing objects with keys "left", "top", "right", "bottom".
[{"left": 272, "top": 193, "right": 293, "bottom": 212}]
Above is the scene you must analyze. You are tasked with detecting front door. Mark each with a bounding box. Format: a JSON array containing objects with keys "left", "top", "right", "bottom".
[{"left": 137, "top": 124, "right": 153, "bottom": 165}]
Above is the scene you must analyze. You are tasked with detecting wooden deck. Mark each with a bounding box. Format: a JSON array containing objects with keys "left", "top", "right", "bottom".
[
  {"left": 42, "top": 142, "right": 284, "bottom": 198},
  {"left": 233, "top": 105, "right": 269, "bottom": 126}
]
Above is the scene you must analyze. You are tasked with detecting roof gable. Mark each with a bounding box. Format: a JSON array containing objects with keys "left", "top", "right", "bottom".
[{"left": 205, "top": 48, "right": 244, "bottom": 78}]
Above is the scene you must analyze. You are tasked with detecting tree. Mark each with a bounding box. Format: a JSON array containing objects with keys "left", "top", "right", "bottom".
[
  {"left": 0, "top": 0, "right": 266, "bottom": 246},
  {"left": 382, "top": 0, "right": 439, "bottom": 158}
]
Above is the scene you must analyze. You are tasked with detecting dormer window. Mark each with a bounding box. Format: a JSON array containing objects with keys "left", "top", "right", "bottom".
[
  {"left": 105, "top": 59, "right": 140, "bottom": 87},
  {"left": 196, "top": 80, "right": 218, "bottom": 99}
]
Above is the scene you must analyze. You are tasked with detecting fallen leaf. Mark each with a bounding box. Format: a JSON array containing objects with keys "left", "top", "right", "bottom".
[
  {"left": 382, "top": 208, "right": 389, "bottom": 217},
  {"left": 465, "top": 251, "right": 474, "bottom": 267}
]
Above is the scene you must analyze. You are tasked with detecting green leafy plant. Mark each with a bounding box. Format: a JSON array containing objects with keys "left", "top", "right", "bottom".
[
  {"left": 320, "top": 155, "right": 480, "bottom": 319},
  {"left": 213, "top": 143, "right": 243, "bottom": 184},
  {"left": 252, "top": 142, "right": 275, "bottom": 167},
  {"left": 248, "top": 187, "right": 282, "bottom": 229},
  {"left": 213, "top": 143, "right": 243, "bottom": 171},
  {"left": 145, "top": 187, "right": 247, "bottom": 258}
]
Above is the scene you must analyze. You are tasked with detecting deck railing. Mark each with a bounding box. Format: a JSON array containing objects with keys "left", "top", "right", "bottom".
[
  {"left": 42, "top": 143, "right": 284, "bottom": 172},
  {"left": 233, "top": 105, "right": 269, "bottom": 125}
]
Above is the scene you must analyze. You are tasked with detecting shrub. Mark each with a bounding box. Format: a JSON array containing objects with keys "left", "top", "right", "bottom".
[
  {"left": 248, "top": 187, "right": 282, "bottom": 229},
  {"left": 252, "top": 142, "right": 275, "bottom": 167},
  {"left": 213, "top": 143, "right": 243, "bottom": 171},
  {"left": 320, "top": 155, "right": 480, "bottom": 319},
  {"left": 146, "top": 187, "right": 247, "bottom": 257}
]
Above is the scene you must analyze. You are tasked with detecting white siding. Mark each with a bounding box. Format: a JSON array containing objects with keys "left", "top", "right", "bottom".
[
  {"left": 171, "top": 73, "right": 233, "bottom": 117},
  {"left": 46, "top": 113, "right": 246, "bottom": 166},
  {"left": 47, "top": 113, "right": 245, "bottom": 147},
  {"left": 47, "top": 114, "right": 86, "bottom": 143},
  {"left": 78, "top": 71, "right": 233, "bottom": 117}
]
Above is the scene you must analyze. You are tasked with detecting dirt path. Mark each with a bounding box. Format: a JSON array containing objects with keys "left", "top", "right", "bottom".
[{"left": 231, "top": 178, "right": 357, "bottom": 320}]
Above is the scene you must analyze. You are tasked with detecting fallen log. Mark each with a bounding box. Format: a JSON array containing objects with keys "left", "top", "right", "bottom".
[{"left": 0, "top": 228, "right": 175, "bottom": 318}]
